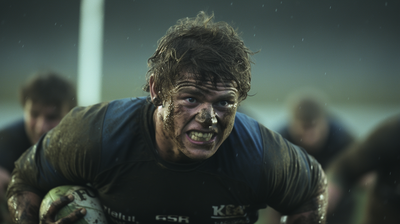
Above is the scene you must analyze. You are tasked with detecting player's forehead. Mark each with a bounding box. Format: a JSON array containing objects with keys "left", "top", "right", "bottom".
[
  {"left": 25, "top": 99, "right": 64, "bottom": 115},
  {"left": 173, "top": 72, "right": 238, "bottom": 92}
]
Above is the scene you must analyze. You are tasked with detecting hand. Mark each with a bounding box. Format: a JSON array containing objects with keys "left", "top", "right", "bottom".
[{"left": 40, "top": 195, "right": 86, "bottom": 224}]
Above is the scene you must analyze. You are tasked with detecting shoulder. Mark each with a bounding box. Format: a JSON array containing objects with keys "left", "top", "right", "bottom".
[
  {"left": 0, "top": 118, "right": 30, "bottom": 148},
  {"left": 217, "top": 112, "right": 294, "bottom": 190},
  {"left": 102, "top": 97, "right": 149, "bottom": 141},
  {"left": 328, "top": 118, "right": 353, "bottom": 136},
  {"left": 225, "top": 112, "right": 294, "bottom": 163},
  {"left": 103, "top": 97, "right": 149, "bottom": 126},
  {"left": 0, "top": 118, "right": 25, "bottom": 136},
  {"left": 323, "top": 117, "right": 353, "bottom": 146},
  {"left": 364, "top": 114, "right": 400, "bottom": 147},
  {"left": 99, "top": 97, "right": 154, "bottom": 171}
]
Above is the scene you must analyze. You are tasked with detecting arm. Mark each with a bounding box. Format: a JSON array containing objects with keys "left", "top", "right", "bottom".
[
  {"left": 285, "top": 173, "right": 328, "bottom": 224},
  {"left": 5, "top": 142, "right": 83, "bottom": 224},
  {"left": 6, "top": 104, "right": 106, "bottom": 223},
  {"left": 7, "top": 191, "right": 41, "bottom": 224},
  {"left": 261, "top": 127, "right": 328, "bottom": 224},
  {"left": 7, "top": 191, "right": 86, "bottom": 224}
]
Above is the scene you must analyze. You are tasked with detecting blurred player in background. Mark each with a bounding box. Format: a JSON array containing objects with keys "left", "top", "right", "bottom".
[
  {"left": 327, "top": 114, "right": 400, "bottom": 224},
  {"left": 264, "top": 90, "right": 355, "bottom": 224},
  {"left": 278, "top": 90, "right": 354, "bottom": 170},
  {"left": 0, "top": 71, "right": 76, "bottom": 223}
]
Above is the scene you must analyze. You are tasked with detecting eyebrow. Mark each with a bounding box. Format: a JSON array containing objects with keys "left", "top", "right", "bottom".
[
  {"left": 178, "top": 87, "right": 238, "bottom": 101},
  {"left": 178, "top": 87, "right": 206, "bottom": 97}
]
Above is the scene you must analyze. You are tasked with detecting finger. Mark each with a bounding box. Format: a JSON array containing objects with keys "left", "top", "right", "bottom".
[
  {"left": 56, "top": 208, "right": 86, "bottom": 224},
  {"left": 46, "top": 195, "right": 74, "bottom": 218}
]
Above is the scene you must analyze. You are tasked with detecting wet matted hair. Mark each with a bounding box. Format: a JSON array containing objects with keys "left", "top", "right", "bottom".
[{"left": 143, "top": 11, "right": 256, "bottom": 104}]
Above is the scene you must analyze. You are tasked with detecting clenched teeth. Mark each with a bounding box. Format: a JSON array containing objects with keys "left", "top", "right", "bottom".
[{"left": 189, "top": 131, "right": 213, "bottom": 142}]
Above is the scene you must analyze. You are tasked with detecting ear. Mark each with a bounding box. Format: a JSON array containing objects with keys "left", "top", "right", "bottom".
[{"left": 149, "top": 74, "right": 156, "bottom": 99}]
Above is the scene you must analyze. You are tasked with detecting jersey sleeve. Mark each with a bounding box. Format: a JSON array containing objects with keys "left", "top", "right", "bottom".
[
  {"left": 6, "top": 102, "right": 109, "bottom": 198},
  {"left": 260, "top": 125, "right": 326, "bottom": 215}
]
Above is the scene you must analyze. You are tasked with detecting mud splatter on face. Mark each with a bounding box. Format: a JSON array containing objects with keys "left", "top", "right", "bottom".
[
  {"left": 163, "top": 96, "right": 175, "bottom": 135},
  {"left": 153, "top": 72, "right": 241, "bottom": 162},
  {"left": 196, "top": 108, "right": 209, "bottom": 123},
  {"left": 220, "top": 103, "right": 238, "bottom": 141}
]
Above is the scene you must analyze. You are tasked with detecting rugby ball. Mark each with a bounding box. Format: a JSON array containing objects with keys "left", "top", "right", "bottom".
[{"left": 39, "top": 185, "right": 107, "bottom": 224}]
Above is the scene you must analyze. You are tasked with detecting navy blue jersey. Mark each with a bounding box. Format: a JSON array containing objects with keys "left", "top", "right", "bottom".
[
  {"left": 278, "top": 118, "right": 354, "bottom": 170},
  {"left": 8, "top": 97, "right": 324, "bottom": 224}
]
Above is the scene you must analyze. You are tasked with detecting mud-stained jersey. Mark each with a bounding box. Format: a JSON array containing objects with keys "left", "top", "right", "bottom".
[{"left": 8, "top": 97, "right": 324, "bottom": 224}]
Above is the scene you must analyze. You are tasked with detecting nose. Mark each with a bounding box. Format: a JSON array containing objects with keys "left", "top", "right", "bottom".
[
  {"left": 195, "top": 104, "right": 217, "bottom": 125},
  {"left": 35, "top": 116, "right": 52, "bottom": 136}
]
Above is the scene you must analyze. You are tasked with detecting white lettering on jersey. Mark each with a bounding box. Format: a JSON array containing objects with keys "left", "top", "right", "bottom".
[
  {"left": 155, "top": 215, "right": 190, "bottom": 223},
  {"left": 211, "top": 205, "right": 250, "bottom": 219},
  {"left": 103, "top": 205, "right": 135, "bottom": 222}
]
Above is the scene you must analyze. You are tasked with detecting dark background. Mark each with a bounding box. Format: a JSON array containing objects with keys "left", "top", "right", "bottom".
[{"left": 1, "top": 0, "right": 399, "bottom": 106}]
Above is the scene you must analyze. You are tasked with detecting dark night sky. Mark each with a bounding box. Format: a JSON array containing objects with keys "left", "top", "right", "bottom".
[{"left": 0, "top": 0, "right": 399, "bottom": 105}]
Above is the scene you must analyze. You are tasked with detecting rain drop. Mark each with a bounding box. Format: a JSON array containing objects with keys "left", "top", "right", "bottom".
[
  {"left": 262, "top": 4, "right": 264, "bottom": 7},
  {"left": 385, "top": 2, "right": 388, "bottom": 6},
  {"left": 329, "top": 6, "right": 332, "bottom": 9},
  {"left": 231, "top": 2, "right": 233, "bottom": 6},
  {"left": 275, "top": 8, "right": 278, "bottom": 12},
  {"left": 254, "top": 34, "right": 256, "bottom": 37},
  {"left": 302, "top": 38, "right": 304, "bottom": 41},
  {"left": 55, "top": 22, "right": 57, "bottom": 25}
]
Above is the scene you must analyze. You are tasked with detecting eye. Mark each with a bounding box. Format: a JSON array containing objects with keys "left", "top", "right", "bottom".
[
  {"left": 185, "top": 97, "right": 197, "bottom": 103},
  {"left": 218, "top": 100, "right": 229, "bottom": 107}
]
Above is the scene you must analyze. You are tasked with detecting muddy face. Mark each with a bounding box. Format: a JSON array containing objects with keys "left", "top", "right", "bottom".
[{"left": 152, "top": 73, "right": 238, "bottom": 163}]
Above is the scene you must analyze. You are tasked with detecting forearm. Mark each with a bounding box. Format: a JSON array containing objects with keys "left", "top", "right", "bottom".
[
  {"left": 284, "top": 186, "right": 328, "bottom": 224},
  {"left": 7, "top": 191, "right": 41, "bottom": 224}
]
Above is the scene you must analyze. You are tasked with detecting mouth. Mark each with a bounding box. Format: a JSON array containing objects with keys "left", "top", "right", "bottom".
[{"left": 187, "top": 131, "right": 216, "bottom": 143}]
